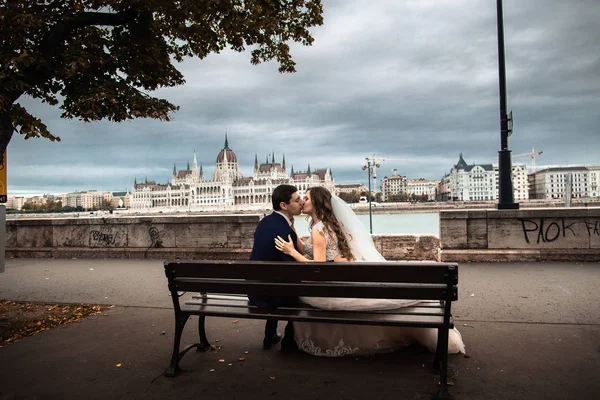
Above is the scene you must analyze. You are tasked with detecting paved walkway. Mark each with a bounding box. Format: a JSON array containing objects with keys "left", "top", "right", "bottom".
[{"left": 1, "top": 259, "right": 599, "bottom": 399}]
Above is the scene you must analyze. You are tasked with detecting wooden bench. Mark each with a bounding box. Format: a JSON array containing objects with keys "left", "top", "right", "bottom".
[{"left": 164, "top": 260, "right": 459, "bottom": 400}]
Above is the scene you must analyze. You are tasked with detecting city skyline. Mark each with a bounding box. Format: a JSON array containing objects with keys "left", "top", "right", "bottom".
[{"left": 7, "top": 0, "right": 599, "bottom": 197}]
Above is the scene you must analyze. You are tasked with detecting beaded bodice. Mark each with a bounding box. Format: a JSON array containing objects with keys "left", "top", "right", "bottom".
[{"left": 304, "top": 221, "right": 340, "bottom": 261}]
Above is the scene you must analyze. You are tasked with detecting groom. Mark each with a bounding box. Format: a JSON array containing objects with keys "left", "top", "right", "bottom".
[{"left": 249, "top": 184, "right": 304, "bottom": 351}]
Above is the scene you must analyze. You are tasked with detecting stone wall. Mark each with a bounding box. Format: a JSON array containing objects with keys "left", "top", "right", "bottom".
[
  {"left": 6, "top": 215, "right": 439, "bottom": 261},
  {"left": 6, "top": 215, "right": 259, "bottom": 260},
  {"left": 440, "top": 208, "right": 600, "bottom": 262}
]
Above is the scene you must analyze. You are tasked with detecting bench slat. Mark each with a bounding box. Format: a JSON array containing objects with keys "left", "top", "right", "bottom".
[
  {"left": 174, "top": 278, "right": 457, "bottom": 301},
  {"left": 181, "top": 304, "right": 454, "bottom": 328},
  {"left": 184, "top": 298, "right": 446, "bottom": 316},
  {"left": 189, "top": 294, "right": 445, "bottom": 309},
  {"left": 165, "top": 260, "right": 458, "bottom": 284}
]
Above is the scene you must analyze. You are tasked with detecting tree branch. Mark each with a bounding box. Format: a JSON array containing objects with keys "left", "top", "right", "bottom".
[{"left": 42, "top": 8, "right": 140, "bottom": 66}]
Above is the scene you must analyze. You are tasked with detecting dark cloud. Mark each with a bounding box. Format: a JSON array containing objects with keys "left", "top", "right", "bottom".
[{"left": 8, "top": 0, "right": 600, "bottom": 196}]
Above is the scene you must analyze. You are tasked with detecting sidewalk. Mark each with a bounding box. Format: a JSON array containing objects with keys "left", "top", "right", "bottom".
[{"left": 1, "top": 259, "right": 599, "bottom": 399}]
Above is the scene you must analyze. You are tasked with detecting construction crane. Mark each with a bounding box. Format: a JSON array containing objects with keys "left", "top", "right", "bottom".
[
  {"left": 513, "top": 147, "right": 543, "bottom": 173},
  {"left": 363, "top": 155, "right": 405, "bottom": 189}
]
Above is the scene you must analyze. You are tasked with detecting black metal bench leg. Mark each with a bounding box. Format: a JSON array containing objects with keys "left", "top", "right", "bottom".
[
  {"left": 197, "top": 315, "right": 212, "bottom": 352},
  {"left": 433, "top": 327, "right": 443, "bottom": 371},
  {"left": 165, "top": 313, "right": 190, "bottom": 377},
  {"left": 435, "top": 327, "right": 453, "bottom": 400}
]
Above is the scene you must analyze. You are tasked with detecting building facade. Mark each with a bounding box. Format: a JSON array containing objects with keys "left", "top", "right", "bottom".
[
  {"left": 589, "top": 166, "right": 600, "bottom": 198},
  {"left": 406, "top": 179, "right": 439, "bottom": 201},
  {"left": 380, "top": 174, "right": 407, "bottom": 201},
  {"left": 6, "top": 196, "right": 25, "bottom": 210},
  {"left": 380, "top": 174, "right": 438, "bottom": 201},
  {"left": 335, "top": 183, "right": 367, "bottom": 195},
  {"left": 130, "top": 137, "right": 336, "bottom": 211},
  {"left": 439, "top": 153, "right": 528, "bottom": 201},
  {"left": 528, "top": 166, "right": 595, "bottom": 199}
]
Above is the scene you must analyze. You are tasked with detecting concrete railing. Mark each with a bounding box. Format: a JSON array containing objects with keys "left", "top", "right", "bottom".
[
  {"left": 6, "top": 214, "right": 439, "bottom": 261},
  {"left": 440, "top": 207, "right": 600, "bottom": 262}
]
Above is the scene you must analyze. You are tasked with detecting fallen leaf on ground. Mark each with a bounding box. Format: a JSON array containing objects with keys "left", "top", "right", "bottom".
[
  {"left": 116, "top": 363, "right": 122, "bottom": 367},
  {"left": 238, "top": 357, "right": 246, "bottom": 361},
  {"left": 269, "top": 376, "right": 276, "bottom": 380},
  {"left": 232, "top": 320, "right": 239, "bottom": 324},
  {"left": 219, "top": 359, "right": 225, "bottom": 363}
]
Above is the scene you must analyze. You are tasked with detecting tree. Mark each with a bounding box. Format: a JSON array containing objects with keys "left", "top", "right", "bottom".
[
  {"left": 338, "top": 190, "right": 360, "bottom": 204},
  {"left": 0, "top": 0, "right": 324, "bottom": 160}
]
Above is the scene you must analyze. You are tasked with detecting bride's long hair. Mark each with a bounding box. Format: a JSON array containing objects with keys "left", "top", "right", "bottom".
[{"left": 307, "top": 187, "right": 354, "bottom": 261}]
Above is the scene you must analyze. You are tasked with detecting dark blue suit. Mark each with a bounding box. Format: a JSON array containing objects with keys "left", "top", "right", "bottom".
[{"left": 248, "top": 212, "right": 299, "bottom": 344}]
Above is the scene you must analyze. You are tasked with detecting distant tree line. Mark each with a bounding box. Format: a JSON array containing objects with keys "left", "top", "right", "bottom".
[
  {"left": 337, "top": 190, "right": 432, "bottom": 203},
  {"left": 337, "top": 190, "right": 383, "bottom": 203},
  {"left": 10, "top": 199, "right": 114, "bottom": 213}
]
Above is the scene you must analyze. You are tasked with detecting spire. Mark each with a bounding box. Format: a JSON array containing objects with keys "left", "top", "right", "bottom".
[
  {"left": 134, "top": 177, "right": 137, "bottom": 185},
  {"left": 173, "top": 162, "right": 176, "bottom": 176},
  {"left": 455, "top": 153, "right": 468, "bottom": 170},
  {"left": 307, "top": 164, "right": 311, "bottom": 175},
  {"left": 266, "top": 154, "right": 269, "bottom": 164},
  {"left": 145, "top": 176, "right": 148, "bottom": 184},
  {"left": 224, "top": 133, "right": 229, "bottom": 148},
  {"left": 282, "top": 154, "right": 286, "bottom": 170},
  {"left": 193, "top": 150, "right": 197, "bottom": 166},
  {"left": 291, "top": 165, "right": 294, "bottom": 174},
  {"left": 187, "top": 160, "right": 190, "bottom": 170},
  {"left": 272, "top": 151, "right": 275, "bottom": 166},
  {"left": 254, "top": 154, "right": 259, "bottom": 170},
  {"left": 200, "top": 163, "right": 204, "bottom": 177}
]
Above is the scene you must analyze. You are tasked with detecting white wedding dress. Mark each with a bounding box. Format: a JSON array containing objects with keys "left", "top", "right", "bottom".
[{"left": 293, "top": 198, "right": 466, "bottom": 357}]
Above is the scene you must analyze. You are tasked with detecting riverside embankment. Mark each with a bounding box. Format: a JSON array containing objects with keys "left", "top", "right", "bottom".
[{"left": 6, "top": 205, "right": 600, "bottom": 262}]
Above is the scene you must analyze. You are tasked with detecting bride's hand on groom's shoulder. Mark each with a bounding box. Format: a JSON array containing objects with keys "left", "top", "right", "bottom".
[{"left": 274, "top": 235, "right": 294, "bottom": 255}]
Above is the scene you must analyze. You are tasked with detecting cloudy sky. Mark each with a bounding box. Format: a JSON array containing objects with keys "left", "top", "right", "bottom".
[{"left": 8, "top": 0, "right": 600, "bottom": 196}]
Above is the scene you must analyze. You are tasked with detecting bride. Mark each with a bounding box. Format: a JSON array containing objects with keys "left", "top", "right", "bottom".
[{"left": 274, "top": 186, "right": 465, "bottom": 357}]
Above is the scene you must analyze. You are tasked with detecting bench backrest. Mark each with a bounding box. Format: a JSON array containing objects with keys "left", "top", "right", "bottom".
[{"left": 164, "top": 260, "right": 458, "bottom": 301}]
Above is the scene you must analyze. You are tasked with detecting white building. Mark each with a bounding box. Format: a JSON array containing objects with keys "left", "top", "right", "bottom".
[
  {"left": 587, "top": 166, "right": 600, "bottom": 198},
  {"left": 130, "top": 136, "right": 336, "bottom": 211},
  {"left": 335, "top": 183, "right": 367, "bottom": 195},
  {"left": 528, "top": 166, "right": 594, "bottom": 199},
  {"left": 6, "top": 196, "right": 25, "bottom": 210},
  {"left": 380, "top": 175, "right": 407, "bottom": 201},
  {"left": 440, "top": 153, "right": 528, "bottom": 201},
  {"left": 64, "top": 191, "right": 112, "bottom": 209},
  {"left": 407, "top": 179, "right": 439, "bottom": 201},
  {"left": 380, "top": 174, "right": 439, "bottom": 201}
]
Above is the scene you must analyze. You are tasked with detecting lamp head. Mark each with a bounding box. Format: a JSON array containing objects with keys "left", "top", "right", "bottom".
[
  {"left": 361, "top": 165, "right": 367, "bottom": 170},
  {"left": 375, "top": 163, "right": 381, "bottom": 168}
]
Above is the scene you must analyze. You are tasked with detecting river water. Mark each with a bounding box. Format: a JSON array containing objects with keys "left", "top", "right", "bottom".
[{"left": 293, "top": 212, "right": 440, "bottom": 236}]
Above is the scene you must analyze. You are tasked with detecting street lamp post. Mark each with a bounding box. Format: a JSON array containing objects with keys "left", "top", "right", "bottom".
[
  {"left": 496, "top": 0, "right": 519, "bottom": 210},
  {"left": 362, "top": 157, "right": 381, "bottom": 234}
]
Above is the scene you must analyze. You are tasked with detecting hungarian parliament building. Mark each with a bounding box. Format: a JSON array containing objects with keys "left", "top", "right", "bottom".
[{"left": 130, "top": 136, "right": 335, "bottom": 211}]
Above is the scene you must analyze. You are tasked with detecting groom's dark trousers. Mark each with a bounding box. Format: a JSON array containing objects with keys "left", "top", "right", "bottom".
[{"left": 248, "top": 212, "right": 300, "bottom": 346}]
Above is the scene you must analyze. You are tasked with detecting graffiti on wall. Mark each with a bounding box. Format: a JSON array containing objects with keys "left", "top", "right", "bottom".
[
  {"left": 520, "top": 218, "right": 599, "bottom": 244},
  {"left": 90, "top": 230, "right": 117, "bottom": 246},
  {"left": 149, "top": 226, "right": 164, "bottom": 248}
]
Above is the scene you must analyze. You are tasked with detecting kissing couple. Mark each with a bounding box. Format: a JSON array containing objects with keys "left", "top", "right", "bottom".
[{"left": 248, "top": 184, "right": 465, "bottom": 357}]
